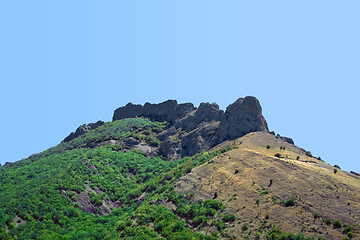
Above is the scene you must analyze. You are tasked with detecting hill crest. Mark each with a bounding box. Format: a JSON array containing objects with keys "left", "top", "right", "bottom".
[{"left": 64, "top": 96, "right": 270, "bottom": 160}]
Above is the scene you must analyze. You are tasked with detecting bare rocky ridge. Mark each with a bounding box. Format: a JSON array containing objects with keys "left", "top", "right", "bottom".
[
  {"left": 62, "top": 97, "right": 271, "bottom": 159},
  {"left": 113, "top": 96, "right": 270, "bottom": 159}
]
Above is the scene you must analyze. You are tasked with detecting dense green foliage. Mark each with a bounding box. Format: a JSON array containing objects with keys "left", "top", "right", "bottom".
[
  {"left": 0, "top": 118, "right": 235, "bottom": 239},
  {"left": 4, "top": 118, "right": 165, "bottom": 171}
]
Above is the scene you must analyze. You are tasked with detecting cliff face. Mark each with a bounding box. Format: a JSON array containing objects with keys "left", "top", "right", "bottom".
[
  {"left": 217, "top": 96, "right": 268, "bottom": 142},
  {"left": 112, "top": 96, "right": 269, "bottom": 159}
]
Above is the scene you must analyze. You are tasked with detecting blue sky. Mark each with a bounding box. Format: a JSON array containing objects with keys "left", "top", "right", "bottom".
[{"left": 1, "top": 1, "right": 359, "bottom": 173}]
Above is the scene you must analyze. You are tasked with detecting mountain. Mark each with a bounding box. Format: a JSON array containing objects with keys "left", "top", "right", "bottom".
[{"left": 0, "top": 97, "right": 359, "bottom": 240}]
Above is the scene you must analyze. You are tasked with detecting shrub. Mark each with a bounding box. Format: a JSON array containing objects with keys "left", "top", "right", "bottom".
[
  {"left": 116, "top": 221, "right": 126, "bottom": 231},
  {"left": 323, "top": 218, "right": 332, "bottom": 225},
  {"left": 258, "top": 189, "right": 270, "bottom": 196},
  {"left": 223, "top": 214, "right": 236, "bottom": 222},
  {"left": 296, "top": 156, "right": 300, "bottom": 160},
  {"left": 283, "top": 197, "right": 296, "bottom": 207},
  {"left": 172, "top": 220, "right": 185, "bottom": 232},
  {"left": 343, "top": 225, "right": 353, "bottom": 233},
  {"left": 333, "top": 220, "right": 343, "bottom": 228},
  {"left": 313, "top": 213, "right": 320, "bottom": 219},
  {"left": 241, "top": 223, "right": 249, "bottom": 231},
  {"left": 266, "top": 145, "right": 271, "bottom": 149},
  {"left": 234, "top": 169, "right": 239, "bottom": 174},
  {"left": 275, "top": 153, "right": 282, "bottom": 158},
  {"left": 213, "top": 220, "right": 226, "bottom": 231},
  {"left": 334, "top": 168, "right": 338, "bottom": 174}
]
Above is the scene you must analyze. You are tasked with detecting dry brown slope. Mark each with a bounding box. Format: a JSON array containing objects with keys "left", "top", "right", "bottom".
[{"left": 174, "top": 132, "right": 360, "bottom": 239}]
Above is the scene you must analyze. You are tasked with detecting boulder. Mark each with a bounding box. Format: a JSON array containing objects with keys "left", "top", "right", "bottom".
[
  {"left": 281, "top": 136, "right": 295, "bottom": 145},
  {"left": 334, "top": 165, "right": 341, "bottom": 169},
  {"left": 217, "top": 96, "right": 269, "bottom": 142}
]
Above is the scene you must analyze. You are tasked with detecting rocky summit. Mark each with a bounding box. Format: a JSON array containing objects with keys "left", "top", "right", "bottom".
[{"left": 111, "top": 96, "right": 269, "bottom": 159}]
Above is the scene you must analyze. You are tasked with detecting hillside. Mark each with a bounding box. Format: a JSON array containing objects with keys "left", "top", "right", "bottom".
[
  {"left": 174, "top": 132, "right": 360, "bottom": 239},
  {"left": 0, "top": 97, "right": 359, "bottom": 240}
]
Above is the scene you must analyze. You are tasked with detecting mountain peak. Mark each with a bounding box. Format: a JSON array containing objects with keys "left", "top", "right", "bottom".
[{"left": 109, "top": 97, "right": 269, "bottom": 159}]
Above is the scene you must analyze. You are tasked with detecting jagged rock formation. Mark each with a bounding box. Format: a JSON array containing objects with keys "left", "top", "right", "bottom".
[
  {"left": 62, "top": 97, "right": 269, "bottom": 159},
  {"left": 112, "top": 100, "right": 195, "bottom": 124},
  {"left": 62, "top": 121, "right": 104, "bottom": 143},
  {"left": 113, "top": 96, "right": 269, "bottom": 159},
  {"left": 217, "top": 96, "right": 268, "bottom": 142}
]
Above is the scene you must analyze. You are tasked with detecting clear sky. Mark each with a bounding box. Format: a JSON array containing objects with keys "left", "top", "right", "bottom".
[{"left": 1, "top": 1, "right": 359, "bottom": 173}]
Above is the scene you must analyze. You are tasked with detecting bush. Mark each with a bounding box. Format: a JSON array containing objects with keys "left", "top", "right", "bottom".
[
  {"left": 258, "top": 189, "right": 270, "bottom": 196},
  {"left": 323, "top": 218, "right": 332, "bottom": 225},
  {"left": 333, "top": 220, "right": 343, "bottom": 228},
  {"left": 296, "top": 156, "right": 300, "bottom": 160},
  {"left": 343, "top": 225, "right": 353, "bottom": 233},
  {"left": 223, "top": 214, "right": 236, "bottom": 222},
  {"left": 116, "top": 221, "right": 126, "bottom": 231},
  {"left": 213, "top": 220, "right": 226, "bottom": 231},
  {"left": 283, "top": 197, "right": 296, "bottom": 207},
  {"left": 234, "top": 169, "right": 239, "bottom": 174},
  {"left": 275, "top": 153, "right": 282, "bottom": 158},
  {"left": 193, "top": 215, "right": 207, "bottom": 226},
  {"left": 266, "top": 145, "right": 271, "bottom": 149},
  {"left": 334, "top": 168, "right": 338, "bottom": 174},
  {"left": 241, "top": 223, "right": 249, "bottom": 231}
]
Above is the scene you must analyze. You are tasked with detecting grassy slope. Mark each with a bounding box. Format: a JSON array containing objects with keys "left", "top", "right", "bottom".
[{"left": 174, "top": 132, "right": 360, "bottom": 239}]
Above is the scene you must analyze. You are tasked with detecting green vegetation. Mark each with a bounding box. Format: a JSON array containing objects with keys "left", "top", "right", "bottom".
[
  {"left": 257, "top": 188, "right": 270, "bottom": 196},
  {"left": 274, "top": 153, "right": 282, "bottom": 158},
  {"left": 223, "top": 214, "right": 236, "bottom": 222},
  {"left": 283, "top": 196, "right": 296, "bottom": 207},
  {"left": 323, "top": 218, "right": 333, "bottom": 225},
  {"left": 0, "top": 118, "right": 239, "bottom": 239},
  {"left": 333, "top": 219, "right": 343, "bottom": 229}
]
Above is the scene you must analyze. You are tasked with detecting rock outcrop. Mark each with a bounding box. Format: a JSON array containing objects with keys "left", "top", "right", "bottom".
[
  {"left": 112, "top": 100, "right": 196, "bottom": 124},
  {"left": 62, "top": 121, "right": 105, "bottom": 143},
  {"left": 62, "top": 97, "right": 269, "bottom": 159},
  {"left": 217, "top": 96, "right": 268, "bottom": 142},
  {"left": 112, "top": 96, "right": 269, "bottom": 159}
]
